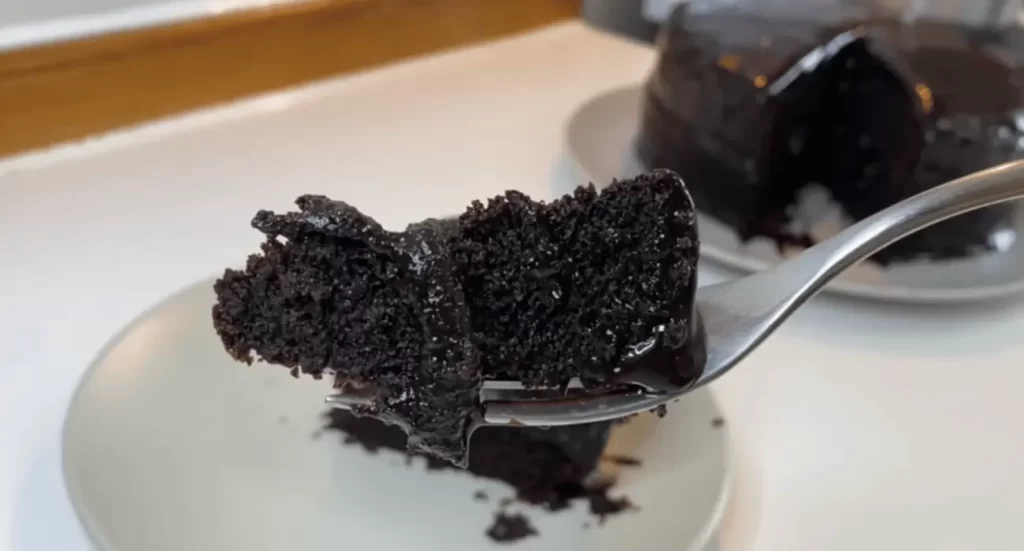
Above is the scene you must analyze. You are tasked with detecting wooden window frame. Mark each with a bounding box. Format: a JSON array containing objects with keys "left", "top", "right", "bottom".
[{"left": 0, "top": 0, "right": 581, "bottom": 158}]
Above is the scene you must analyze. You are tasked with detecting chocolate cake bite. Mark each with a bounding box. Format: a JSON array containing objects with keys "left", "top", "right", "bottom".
[
  {"left": 212, "top": 171, "right": 702, "bottom": 466},
  {"left": 638, "top": 6, "right": 1024, "bottom": 262}
]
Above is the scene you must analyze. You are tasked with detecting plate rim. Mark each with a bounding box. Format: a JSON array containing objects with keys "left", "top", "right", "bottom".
[
  {"left": 61, "top": 281, "right": 208, "bottom": 551},
  {"left": 61, "top": 277, "right": 734, "bottom": 551},
  {"left": 565, "top": 84, "right": 1024, "bottom": 305}
]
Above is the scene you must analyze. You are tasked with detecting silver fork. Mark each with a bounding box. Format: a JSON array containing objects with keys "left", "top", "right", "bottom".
[{"left": 327, "top": 160, "right": 1024, "bottom": 429}]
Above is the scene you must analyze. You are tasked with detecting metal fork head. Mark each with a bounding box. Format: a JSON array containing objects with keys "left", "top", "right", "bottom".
[
  {"left": 323, "top": 377, "right": 661, "bottom": 468},
  {"left": 479, "top": 380, "right": 682, "bottom": 427},
  {"left": 325, "top": 377, "right": 681, "bottom": 428}
]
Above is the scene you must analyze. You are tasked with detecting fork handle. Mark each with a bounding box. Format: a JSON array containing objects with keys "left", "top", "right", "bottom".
[{"left": 697, "top": 159, "right": 1024, "bottom": 384}]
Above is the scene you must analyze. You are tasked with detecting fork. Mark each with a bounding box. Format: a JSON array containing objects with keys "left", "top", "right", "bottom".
[{"left": 327, "top": 160, "right": 1024, "bottom": 429}]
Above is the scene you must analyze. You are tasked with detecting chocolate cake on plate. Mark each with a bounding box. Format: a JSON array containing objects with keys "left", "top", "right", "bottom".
[
  {"left": 325, "top": 409, "right": 635, "bottom": 542},
  {"left": 637, "top": 4, "right": 1024, "bottom": 262},
  {"left": 212, "top": 171, "right": 701, "bottom": 478},
  {"left": 325, "top": 409, "right": 624, "bottom": 513}
]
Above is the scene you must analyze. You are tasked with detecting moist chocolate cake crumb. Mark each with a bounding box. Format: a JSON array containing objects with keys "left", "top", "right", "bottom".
[
  {"left": 486, "top": 512, "right": 537, "bottom": 543},
  {"left": 711, "top": 417, "right": 725, "bottom": 428},
  {"left": 453, "top": 173, "right": 702, "bottom": 391},
  {"left": 601, "top": 454, "right": 643, "bottom": 467},
  {"left": 474, "top": 490, "right": 488, "bottom": 502},
  {"left": 213, "top": 173, "right": 702, "bottom": 466}
]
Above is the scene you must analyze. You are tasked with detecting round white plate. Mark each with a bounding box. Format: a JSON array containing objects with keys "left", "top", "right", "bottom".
[
  {"left": 62, "top": 281, "right": 730, "bottom": 551},
  {"left": 566, "top": 86, "right": 1024, "bottom": 304}
]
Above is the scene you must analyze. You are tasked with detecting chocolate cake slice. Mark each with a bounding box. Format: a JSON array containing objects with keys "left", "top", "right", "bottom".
[
  {"left": 638, "top": 5, "right": 1024, "bottom": 262},
  {"left": 212, "top": 171, "right": 702, "bottom": 466}
]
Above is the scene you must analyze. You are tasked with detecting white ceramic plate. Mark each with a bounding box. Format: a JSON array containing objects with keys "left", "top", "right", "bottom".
[
  {"left": 565, "top": 86, "right": 1024, "bottom": 304},
  {"left": 62, "top": 280, "right": 730, "bottom": 551}
]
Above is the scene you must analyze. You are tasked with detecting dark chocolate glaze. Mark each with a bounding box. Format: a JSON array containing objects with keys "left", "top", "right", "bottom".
[
  {"left": 383, "top": 219, "right": 480, "bottom": 462},
  {"left": 615, "top": 301, "right": 706, "bottom": 393},
  {"left": 638, "top": 6, "right": 1024, "bottom": 262},
  {"left": 213, "top": 171, "right": 703, "bottom": 466}
]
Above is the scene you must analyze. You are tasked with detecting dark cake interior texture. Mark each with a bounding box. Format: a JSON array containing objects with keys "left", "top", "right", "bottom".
[
  {"left": 212, "top": 171, "right": 701, "bottom": 466},
  {"left": 638, "top": 5, "right": 1024, "bottom": 262}
]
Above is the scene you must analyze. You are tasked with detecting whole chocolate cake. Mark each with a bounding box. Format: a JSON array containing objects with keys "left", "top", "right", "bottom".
[
  {"left": 212, "top": 171, "right": 702, "bottom": 467},
  {"left": 637, "top": 5, "right": 1024, "bottom": 262}
]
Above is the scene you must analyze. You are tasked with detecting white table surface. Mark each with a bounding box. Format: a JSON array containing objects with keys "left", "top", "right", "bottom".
[{"left": 1, "top": 22, "right": 1023, "bottom": 551}]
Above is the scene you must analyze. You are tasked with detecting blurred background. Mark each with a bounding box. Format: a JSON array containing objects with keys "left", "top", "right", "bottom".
[
  {"left": 4, "top": 1, "right": 1024, "bottom": 551},
  {"left": 587, "top": 0, "right": 1023, "bottom": 42},
  {"left": 3, "top": 0, "right": 1022, "bottom": 160}
]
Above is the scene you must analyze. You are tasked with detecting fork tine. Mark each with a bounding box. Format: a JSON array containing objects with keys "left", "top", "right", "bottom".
[
  {"left": 324, "top": 393, "right": 377, "bottom": 410},
  {"left": 478, "top": 378, "right": 587, "bottom": 402},
  {"left": 483, "top": 388, "right": 665, "bottom": 427},
  {"left": 325, "top": 379, "right": 664, "bottom": 424}
]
